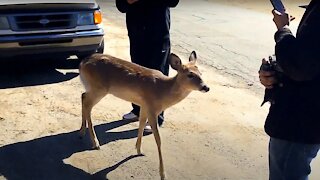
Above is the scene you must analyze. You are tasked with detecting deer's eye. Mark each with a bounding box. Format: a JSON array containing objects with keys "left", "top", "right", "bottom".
[{"left": 187, "top": 73, "right": 194, "bottom": 78}]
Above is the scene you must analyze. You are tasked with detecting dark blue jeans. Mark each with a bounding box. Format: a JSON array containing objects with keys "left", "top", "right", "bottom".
[{"left": 269, "top": 137, "right": 320, "bottom": 180}]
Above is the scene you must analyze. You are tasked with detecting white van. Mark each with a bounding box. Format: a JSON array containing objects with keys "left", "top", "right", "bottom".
[{"left": 0, "top": 0, "right": 104, "bottom": 59}]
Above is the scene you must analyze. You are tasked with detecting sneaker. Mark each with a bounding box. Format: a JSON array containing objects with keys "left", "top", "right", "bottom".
[
  {"left": 144, "top": 122, "right": 152, "bottom": 133},
  {"left": 122, "top": 112, "right": 138, "bottom": 120}
]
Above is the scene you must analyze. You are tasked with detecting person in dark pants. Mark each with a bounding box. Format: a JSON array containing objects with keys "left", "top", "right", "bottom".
[
  {"left": 259, "top": 1, "right": 320, "bottom": 179},
  {"left": 115, "top": 0, "right": 179, "bottom": 132}
]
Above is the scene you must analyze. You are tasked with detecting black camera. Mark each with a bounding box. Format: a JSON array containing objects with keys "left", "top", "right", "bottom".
[
  {"left": 260, "top": 55, "right": 281, "bottom": 72},
  {"left": 260, "top": 55, "right": 283, "bottom": 106}
]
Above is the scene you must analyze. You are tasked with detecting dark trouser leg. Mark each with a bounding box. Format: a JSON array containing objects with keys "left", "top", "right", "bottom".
[
  {"left": 146, "top": 41, "right": 170, "bottom": 126},
  {"left": 129, "top": 37, "right": 170, "bottom": 126},
  {"left": 268, "top": 137, "right": 320, "bottom": 180},
  {"left": 131, "top": 104, "right": 140, "bottom": 116},
  {"left": 129, "top": 36, "right": 144, "bottom": 119},
  {"left": 157, "top": 112, "right": 164, "bottom": 127}
]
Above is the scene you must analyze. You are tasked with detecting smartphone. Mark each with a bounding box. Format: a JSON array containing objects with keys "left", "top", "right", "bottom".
[{"left": 270, "top": 0, "right": 286, "bottom": 14}]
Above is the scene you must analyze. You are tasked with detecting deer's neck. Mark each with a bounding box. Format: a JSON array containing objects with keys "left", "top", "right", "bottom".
[{"left": 162, "top": 75, "right": 192, "bottom": 108}]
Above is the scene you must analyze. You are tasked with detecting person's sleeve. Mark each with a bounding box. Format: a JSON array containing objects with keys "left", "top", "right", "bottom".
[
  {"left": 116, "top": 0, "right": 129, "bottom": 13},
  {"left": 274, "top": 27, "right": 320, "bottom": 81},
  {"left": 141, "top": 0, "right": 179, "bottom": 7},
  {"left": 163, "top": 0, "right": 179, "bottom": 7}
]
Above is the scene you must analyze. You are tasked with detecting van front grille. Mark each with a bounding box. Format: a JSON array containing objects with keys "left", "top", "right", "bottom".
[{"left": 12, "top": 13, "right": 76, "bottom": 31}]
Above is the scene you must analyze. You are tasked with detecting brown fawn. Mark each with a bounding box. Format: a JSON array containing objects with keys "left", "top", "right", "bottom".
[{"left": 79, "top": 51, "right": 210, "bottom": 179}]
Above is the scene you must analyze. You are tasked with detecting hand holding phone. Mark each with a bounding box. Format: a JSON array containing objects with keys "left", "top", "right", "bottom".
[
  {"left": 270, "top": 0, "right": 286, "bottom": 14},
  {"left": 270, "top": 0, "right": 295, "bottom": 29},
  {"left": 272, "top": 10, "right": 290, "bottom": 29}
]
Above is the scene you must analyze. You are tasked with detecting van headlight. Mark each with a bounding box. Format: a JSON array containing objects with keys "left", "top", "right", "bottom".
[
  {"left": 77, "top": 10, "right": 102, "bottom": 26},
  {"left": 0, "top": 17, "right": 9, "bottom": 30},
  {"left": 77, "top": 12, "right": 94, "bottom": 26}
]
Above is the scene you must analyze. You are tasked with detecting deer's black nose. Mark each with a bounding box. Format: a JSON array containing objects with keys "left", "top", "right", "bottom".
[{"left": 200, "top": 85, "right": 210, "bottom": 92}]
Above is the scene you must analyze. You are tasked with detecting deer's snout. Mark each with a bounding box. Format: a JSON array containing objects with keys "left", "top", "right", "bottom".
[{"left": 200, "top": 85, "right": 210, "bottom": 93}]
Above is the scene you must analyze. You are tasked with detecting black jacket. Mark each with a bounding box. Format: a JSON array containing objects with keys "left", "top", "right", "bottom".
[
  {"left": 116, "top": 0, "right": 179, "bottom": 43},
  {"left": 264, "top": 0, "right": 320, "bottom": 144}
]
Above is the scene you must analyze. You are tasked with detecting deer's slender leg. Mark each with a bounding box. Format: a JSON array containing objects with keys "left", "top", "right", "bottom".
[
  {"left": 149, "top": 113, "right": 165, "bottom": 180},
  {"left": 136, "top": 107, "right": 148, "bottom": 155},
  {"left": 79, "top": 93, "right": 88, "bottom": 138},
  {"left": 81, "top": 91, "right": 105, "bottom": 149}
]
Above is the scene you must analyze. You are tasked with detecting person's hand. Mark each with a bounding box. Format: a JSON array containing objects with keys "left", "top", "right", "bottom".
[
  {"left": 127, "top": 0, "right": 138, "bottom": 4},
  {"left": 259, "top": 59, "right": 278, "bottom": 89},
  {"left": 272, "top": 10, "right": 295, "bottom": 30}
]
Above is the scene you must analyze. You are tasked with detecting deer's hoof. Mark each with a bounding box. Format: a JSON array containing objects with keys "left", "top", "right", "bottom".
[
  {"left": 160, "top": 172, "right": 166, "bottom": 180},
  {"left": 92, "top": 145, "right": 100, "bottom": 150},
  {"left": 137, "top": 149, "right": 144, "bottom": 155}
]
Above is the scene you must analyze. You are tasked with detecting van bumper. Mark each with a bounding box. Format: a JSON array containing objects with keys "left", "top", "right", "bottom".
[{"left": 0, "top": 29, "right": 104, "bottom": 57}]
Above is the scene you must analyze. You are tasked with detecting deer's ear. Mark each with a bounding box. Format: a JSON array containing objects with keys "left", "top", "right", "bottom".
[
  {"left": 170, "top": 53, "right": 182, "bottom": 70},
  {"left": 189, "top": 51, "right": 197, "bottom": 64}
]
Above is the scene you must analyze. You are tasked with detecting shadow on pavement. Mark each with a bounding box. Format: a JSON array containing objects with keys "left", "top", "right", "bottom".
[
  {"left": 0, "top": 119, "right": 148, "bottom": 180},
  {"left": 0, "top": 57, "right": 80, "bottom": 89},
  {"left": 93, "top": 154, "right": 145, "bottom": 180}
]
